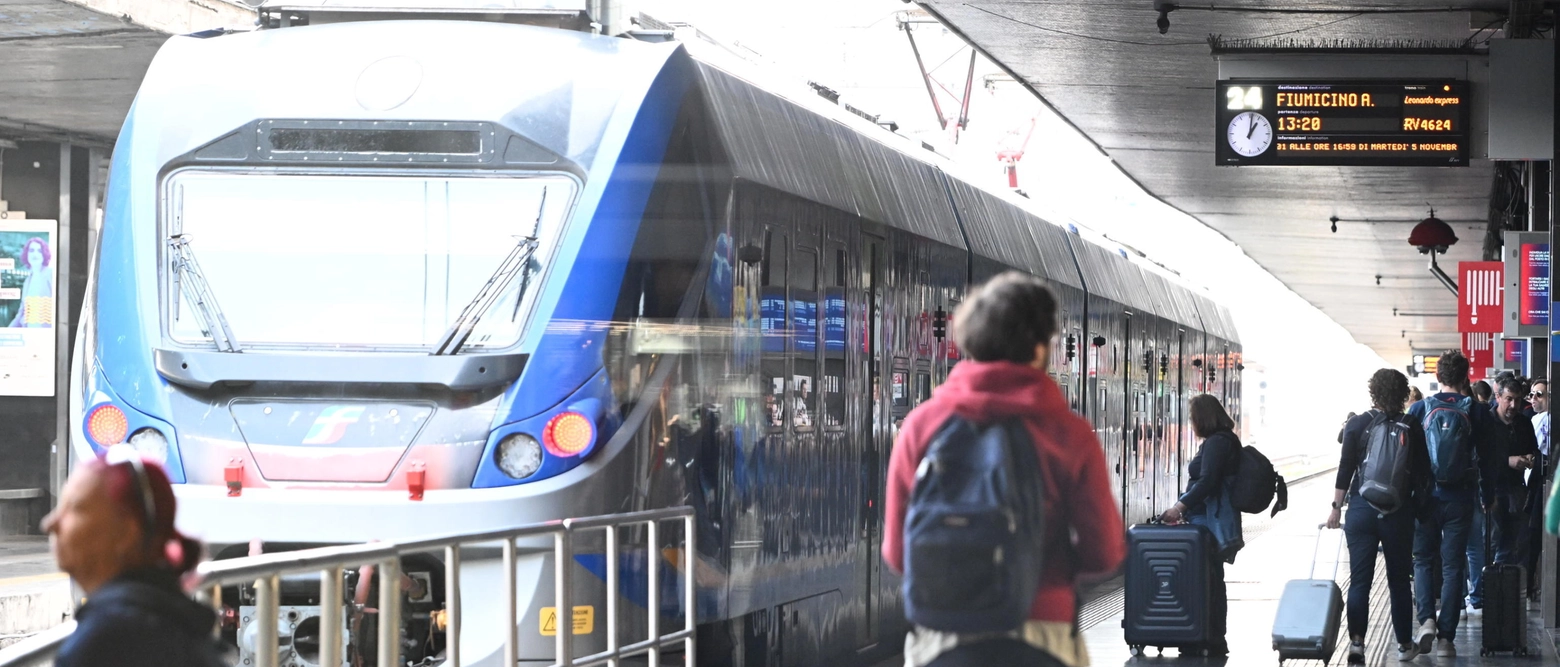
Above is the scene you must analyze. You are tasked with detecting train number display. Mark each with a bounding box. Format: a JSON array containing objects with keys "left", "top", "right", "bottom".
[{"left": 1215, "top": 80, "right": 1469, "bottom": 167}]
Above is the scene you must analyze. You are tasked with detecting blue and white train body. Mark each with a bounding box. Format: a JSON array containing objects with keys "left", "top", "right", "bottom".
[{"left": 71, "top": 15, "right": 1240, "bottom": 666}]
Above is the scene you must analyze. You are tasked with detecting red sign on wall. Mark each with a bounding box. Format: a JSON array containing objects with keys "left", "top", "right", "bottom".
[
  {"left": 1458, "top": 261, "right": 1504, "bottom": 334},
  {"left": 1464, "top": 331, "right": 1495, "bottom": 381}
]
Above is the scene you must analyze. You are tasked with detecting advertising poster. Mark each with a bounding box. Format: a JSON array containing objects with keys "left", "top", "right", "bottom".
[
  {"left": 0, "top": 219, "right": 58, "bottom": 396},
  {"left": 1519, "top": 243, "right": 1549, "bottom": 327}
]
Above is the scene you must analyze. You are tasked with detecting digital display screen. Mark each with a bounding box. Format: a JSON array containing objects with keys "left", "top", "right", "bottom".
[
  {"left": 1215, "top": 80, "right": 1468, "bottom": 167},
  {"left": 1519, "top": 243, "right": 1549, "bottom": 327},
  {"left": 760, "top": 288, "right": 786, "bottom": 354},
  {"left": 824, "top": 290, "right": 846, "bottom": 352},
  {"left": 793, "top": 298, "right": 817, "bottom": 353}
]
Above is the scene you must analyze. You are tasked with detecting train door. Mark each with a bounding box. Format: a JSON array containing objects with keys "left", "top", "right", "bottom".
[
  {"left": 853, "top": 234, "right": 884, "bottom": 646},
  {"left": 1175, "top": 330, "right": 1187, "bottom": 497}
]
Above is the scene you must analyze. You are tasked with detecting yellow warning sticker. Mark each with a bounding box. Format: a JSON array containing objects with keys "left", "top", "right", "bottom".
[{"left": 539, "top": 605, "right": 595, "bottom": 636}]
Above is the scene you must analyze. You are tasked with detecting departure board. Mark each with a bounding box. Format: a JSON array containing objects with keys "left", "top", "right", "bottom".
[{"left": 1215, "top": 80, "right": 1469, "bottom": 167}]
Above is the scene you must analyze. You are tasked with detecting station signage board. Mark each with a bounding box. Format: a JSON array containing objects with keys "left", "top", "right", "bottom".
[
  {"left": 1459, "top": 261, "right": 1504, "bottom": 334},
  {"left": 1215, "top": 80, "right": 1469, "bottom": 167},
  {"left": 1503, "top": 231, "right": 1549, "bottom": 337}
]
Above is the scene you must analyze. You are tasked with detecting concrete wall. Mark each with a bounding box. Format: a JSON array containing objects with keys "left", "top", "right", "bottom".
[
  {"left": 0, "top": 142, "right": 93, "bottom": 535},
  {"left": 62, "top": 0, "right": 257, "bottom": 34}
]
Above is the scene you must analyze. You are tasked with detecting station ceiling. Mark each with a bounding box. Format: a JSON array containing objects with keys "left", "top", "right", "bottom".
[
  {"left": 0, "top": 1, "right": 172, "bottom": 145},
  {"left": 920, "top": 0, "right": 1522, "bottom": 367}
]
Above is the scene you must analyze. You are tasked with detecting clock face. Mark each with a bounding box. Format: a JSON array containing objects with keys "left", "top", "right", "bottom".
[{"left": 1227, "top": 111, "right": 1273, "bottom": 157}]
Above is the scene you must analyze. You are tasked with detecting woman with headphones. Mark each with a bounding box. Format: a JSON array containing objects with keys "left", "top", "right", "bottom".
[{"left": 43, "top": 446, "right": 224, "bottom": 666}]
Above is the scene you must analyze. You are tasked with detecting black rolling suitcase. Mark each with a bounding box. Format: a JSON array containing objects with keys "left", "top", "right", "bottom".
[
  {"left": 1481, "top": 511, "right": 1530, "bottom": 656},
  {"left": 1123, "top": 521, "right": 1214, "bottom": 657}
]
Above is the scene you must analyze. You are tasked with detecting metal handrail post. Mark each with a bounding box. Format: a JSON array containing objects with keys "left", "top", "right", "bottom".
[
  {"left": 556, "top": 529, "right": 573, "bottom": 666},
  {"left": 503, "top": 539, "right": 518, "bottom": 667},
  {"left": 645, "top": 519, "right": 659, "bottom": 667},
  {"left": 256, "top": 575, "right": 280, "bottom": 667},
  {"left": 445, "top": 545, "right": 461, "bottom": 667},
  {"left": 320, "top": 567, "right": 342, "bottom": 667},
  {"left": 377, "top": 558, "right": 400, "bottom": 667},
  {"left": 605, "top": 526, "right": 619, "bottom": 667},
  {"left": 683, "top": 514, "right": 696, "bottom": 665}
]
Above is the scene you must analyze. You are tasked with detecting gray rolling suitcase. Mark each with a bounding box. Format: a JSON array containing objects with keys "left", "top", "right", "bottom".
[{"left": 1271, "top": 524, "right": 1344, "bottom": 663}]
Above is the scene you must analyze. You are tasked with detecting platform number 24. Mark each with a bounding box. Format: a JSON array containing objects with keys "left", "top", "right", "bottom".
[{"left": 1226, "top": 87, "right": 1263, "bottom": 110}]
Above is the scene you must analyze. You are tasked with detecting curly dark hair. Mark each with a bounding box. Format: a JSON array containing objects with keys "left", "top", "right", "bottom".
[{"left": 1368, "top": 368, "right": 1410, "bottom": 413}]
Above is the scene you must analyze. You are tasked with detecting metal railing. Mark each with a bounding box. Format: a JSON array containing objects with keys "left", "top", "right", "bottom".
[{"left": 0, "top": 507, "right": 696, "bottom": 667}]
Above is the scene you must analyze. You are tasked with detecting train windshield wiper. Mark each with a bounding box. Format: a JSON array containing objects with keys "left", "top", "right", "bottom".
[
  {"left": 433, "top": 188, "right": 547, "bottom": 356},
  {"left": 168, "top": 234, "right": 242, "bottom": 353}
]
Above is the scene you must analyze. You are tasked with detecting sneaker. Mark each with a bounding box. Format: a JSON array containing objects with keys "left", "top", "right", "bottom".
[
  {"left": 1466, "top": 602, "right": 1483, "bottom": 618},
  {"left": 1348, "top": 641, "right": 1366, "bottom": 664},
  {"left": 1434, "top": 638, "right": 1456, "bottom": 658},
  {"left": 1415, "top": 619, "right": 1436, "bottom": 654},
  {"left": 1396, "top": 642, "right": 1421, "bottom": 661}
]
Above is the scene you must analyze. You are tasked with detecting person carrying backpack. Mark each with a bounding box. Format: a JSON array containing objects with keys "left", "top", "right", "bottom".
[
  {"left": 1329, "top": 369, "right": 1432, "bottom": 663},
  {"left": 882, "top": 272, "right": 1126, "bottom": 667},
  {"left": 1403, "top": 349, "right": 1494, "bottom": 657}
]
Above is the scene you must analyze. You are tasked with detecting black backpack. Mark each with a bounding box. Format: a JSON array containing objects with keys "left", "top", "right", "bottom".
[
  {"left": 903, "top": 416, "right": 1045, "bottom": 633},
  {"left": 1228, "top": 435, "right": 1286, "bottom": 515},
  {"left": 1358, "top": 410, "right": 1413, "bottom": 514}
]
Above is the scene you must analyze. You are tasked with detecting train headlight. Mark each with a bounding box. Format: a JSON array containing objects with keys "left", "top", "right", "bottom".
[
  {"left": 543, "top": 412, "right": 595, "bottom": 457},
  {"left": 495, "top": 433, "right": 543, "bottom": 479},
  {"left": 87, "top": 404, "right": 129, "bottom": 446},
  {"left": 128, "top": 428, "right": 170, "bottom": 465}
]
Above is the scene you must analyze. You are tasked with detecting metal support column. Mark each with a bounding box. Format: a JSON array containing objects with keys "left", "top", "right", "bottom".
[
  {"left": 50, "top": 144, "right": 70, "bottom": 503},
  {"left": 1545, "top": 32, "right": 1560, "bottom": 634}
]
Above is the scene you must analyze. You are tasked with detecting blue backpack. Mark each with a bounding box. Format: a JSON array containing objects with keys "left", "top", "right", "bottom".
[
  {"left": 903, "top": 416, "right": 1045, "bottom": 633},
  {"left": 1421, "top": 395, "right": 1474, "bottom": 486}
]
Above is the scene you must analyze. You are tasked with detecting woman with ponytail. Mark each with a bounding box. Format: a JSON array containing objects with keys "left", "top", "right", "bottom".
[{"left": 43, "top": 446, "right": 224, "bottom": 666}]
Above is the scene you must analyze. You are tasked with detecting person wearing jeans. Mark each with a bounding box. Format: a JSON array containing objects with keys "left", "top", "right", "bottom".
[
  {"left": 1405, "top": 350, "right": 1493, "bottom": 658},
  {"left": 1464, "top": 507, "right": 1486, "bottom": 614},
  {"left": 1330, "top": 369, "right": 1430, "bottom": 663}
]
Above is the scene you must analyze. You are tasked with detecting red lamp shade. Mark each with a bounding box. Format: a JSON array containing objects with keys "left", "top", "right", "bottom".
[{"left": 1408, "top": 215, "right": 1458, "bottom": 249}]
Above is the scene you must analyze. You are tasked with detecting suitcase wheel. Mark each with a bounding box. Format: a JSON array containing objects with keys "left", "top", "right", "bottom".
[
  {"left": 1128, "top": 645, "right": 1144, "bottom": 657},
  {"left": 1481, "top": 649, "right": 1490, "bottom": 657}
]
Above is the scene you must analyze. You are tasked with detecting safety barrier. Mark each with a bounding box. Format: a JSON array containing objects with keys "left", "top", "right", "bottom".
[{"left": 0, "top": 506, "right": 696, "bottom": 667}]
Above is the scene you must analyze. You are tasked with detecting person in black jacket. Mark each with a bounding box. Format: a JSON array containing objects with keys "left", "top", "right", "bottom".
[
  {"left": 1159, "top": 394, "right": 1241, "bottom": 658},
  {"left": 1329, "top": 369, "right": 1431, "bottom": 663},
  {"left": 42, "top": 446, "right": 224, "bottom": 667}
]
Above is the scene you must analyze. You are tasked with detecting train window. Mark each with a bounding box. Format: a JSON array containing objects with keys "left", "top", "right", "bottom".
[
  {"left": 822, "top": 246, "right": 847, "bottom": 430},
  {"left": 892, "top": 370, "right": 909, "bottom": 408},
  {"left": 791, "top": 247, "right": 818, "bottom": 431},
  {"left": 761, "top": 230, "right": 789, "bottom": 430},
  {"left": 915, "top": 372, "right": 932, "bottom": 404}
]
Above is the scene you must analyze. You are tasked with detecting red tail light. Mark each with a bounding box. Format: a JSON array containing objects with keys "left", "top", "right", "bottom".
[
  {"left": 543, "top": 412, "right": 594, "bottom": 457},
  {"left": 87, "top": 404, "right": 129, "bottom": 446}
]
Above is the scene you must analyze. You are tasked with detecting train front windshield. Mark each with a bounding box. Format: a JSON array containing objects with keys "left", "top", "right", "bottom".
[{"left": 163, "top": 171, "right": 574, "bottom": 352}]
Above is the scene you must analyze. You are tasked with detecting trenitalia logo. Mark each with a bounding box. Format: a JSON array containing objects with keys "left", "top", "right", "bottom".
[{"left": 301, "top": 406, "right": 366, "bottom": 445}]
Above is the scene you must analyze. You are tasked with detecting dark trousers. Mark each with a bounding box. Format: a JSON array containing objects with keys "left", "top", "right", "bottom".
[
  {"left": 1413, "top": 496, "right": 1473, "bottom": 639},
  {"left": 1211, "top": 555, "right": 1227, "bottom": 649},
  {"left": 1345, "top": 503, "right": 1415, "bottom": 645}
]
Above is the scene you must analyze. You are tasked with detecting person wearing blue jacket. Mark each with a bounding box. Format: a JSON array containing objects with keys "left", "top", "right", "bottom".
[{"left": 42, "top": 447, "right": 224, "bottom": 667}]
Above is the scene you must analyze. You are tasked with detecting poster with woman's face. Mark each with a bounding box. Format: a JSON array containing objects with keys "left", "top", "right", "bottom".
[
  {"left": 0, "top": 228, "right": 57, "bottom": 328},
  {"left": 0, "top": 219, "right": 59, "bottom": 397}
]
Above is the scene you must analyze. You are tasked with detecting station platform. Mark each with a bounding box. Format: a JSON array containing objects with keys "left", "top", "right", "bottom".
[
  {"left": 0, "top": 537, "right": 69, "bottom": 649},
  {"left": 872, "top": 473, "right": 1558, "bottom": 667}
]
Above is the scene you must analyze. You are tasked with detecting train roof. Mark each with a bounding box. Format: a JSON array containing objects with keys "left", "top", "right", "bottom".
[{"left": 682, "top": 38, "right": 1235, "bottom": 330}]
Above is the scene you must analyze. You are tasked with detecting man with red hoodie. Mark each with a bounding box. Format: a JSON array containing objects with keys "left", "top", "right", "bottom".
[{"left": 882, "top": 272, "right": 1127, "bottom": 667}]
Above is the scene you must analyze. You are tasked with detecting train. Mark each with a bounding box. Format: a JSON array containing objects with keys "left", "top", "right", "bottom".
[{"left": 67, "top": 12, "right": 1240, "bottom": 667}]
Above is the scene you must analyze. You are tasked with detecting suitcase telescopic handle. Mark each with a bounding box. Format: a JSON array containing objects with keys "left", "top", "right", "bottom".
[{"left": 1313, "top": 523, "right": 1345, "bottom": 580}]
